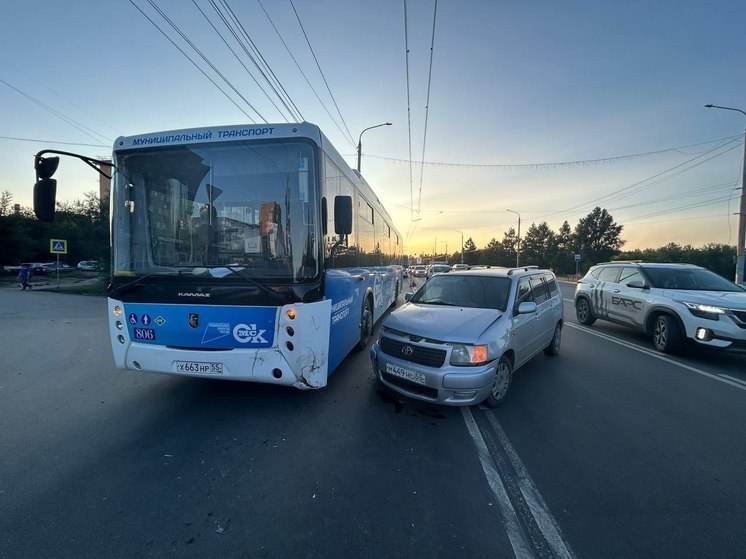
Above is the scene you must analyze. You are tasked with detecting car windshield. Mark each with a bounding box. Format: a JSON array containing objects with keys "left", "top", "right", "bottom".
[
  {"left": 643, "top": 267, "right": 743, "bottom": 292},
  {"left": 411, "top": 274, "right": 511, "bottom": 310}
]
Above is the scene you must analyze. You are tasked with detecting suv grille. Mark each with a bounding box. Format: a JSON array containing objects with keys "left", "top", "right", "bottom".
[
  {"left": 728, "top": 310, "right": 746, "bottom": 327},
  {"left": 380, "top": 336, "right": 446, "bottom": 367}
]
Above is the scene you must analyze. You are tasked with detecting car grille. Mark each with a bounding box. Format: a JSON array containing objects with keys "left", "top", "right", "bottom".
[
  {"left": 380, "top": 336, "right": 446, "bottom": 367},
  {"left": 729, "top": 309, "right": 746, "bottom": 326},
  {"left": 382, "top": 372, "right": 439, "bottom": 399}
]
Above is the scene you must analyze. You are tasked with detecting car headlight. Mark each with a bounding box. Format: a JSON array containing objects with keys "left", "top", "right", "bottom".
[
  {"left": 449, "top": 344, "right": 489, "bottom": 366},
  {"left": 681, "top": 301, "right": 725, "bottom": 321}
]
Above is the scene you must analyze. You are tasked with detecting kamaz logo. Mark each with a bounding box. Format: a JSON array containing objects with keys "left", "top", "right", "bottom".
[
  {"left": 612, "top": 296, "right": 642, "bottom": 310},
  {"left": 178, "top": 292, "right": 210, "bottom": 298},
  {"left": 233, "top": 323, "right": 268, "bottom": 344}
]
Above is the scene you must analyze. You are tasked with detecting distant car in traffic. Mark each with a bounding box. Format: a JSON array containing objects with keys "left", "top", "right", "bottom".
[
  {"left": 451, "top": 263, "right": 470, "bottom": 271},
  {"left": 371, "top": 266, "right": 564, "bottom": 406},
  {"left": 43, "top": 262, "right": 72, "bottom": 272},
  {"left": 426, "top": 264, "right": 451, "bottom": 279},
  {"left": 23, "top": 262, "right": 49, "bottom": 275},
  {"left": 77, "top": 260, "right": 101, "bottom": 271},
  {"left": 412, "top": 265, "right": 427, "bottom": 278},
  {"left": 574, "top": 261, "right": 746, "bottom": 353}
]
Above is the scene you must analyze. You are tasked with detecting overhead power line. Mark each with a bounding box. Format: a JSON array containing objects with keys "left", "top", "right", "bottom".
[
  {"left": 289, "top": 0, "right": 355, "bottom": 147},
  {"left": 258, "top": 0, "right": 351, "bottom": 137},
  {"left": 417, "top": 0, "right": 438, "bottom": 215},
  {"left": 214, "top": 0, "right": 304, "bottom": 122},
  {"left": 0, "top": 78, "right": 112, "bottom": 145},
  {"left": 145, "top": 0, "right": 268, "bottom": 122},
  {"left": 403, "top": 0, "right": 416, "bottom": 239},
  {"left": 362, "top": 135, "right": 742, "bottom": 170},
  {"left": 129, "top": 0, "right": 259, "bottom": 123},
  {"left": 0, "top": 136, "right": 109, "bottom": 147},
  {"left": 190, "top": 0, "right": 291, "bottom": 122}
]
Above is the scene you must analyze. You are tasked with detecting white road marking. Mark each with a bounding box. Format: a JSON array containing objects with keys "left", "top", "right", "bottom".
[
  {"left": 719, "top": 374, "right": 746, "bottom": 387},
  {"left": 565, "top": 322, "right": 746, "bottom": 392},
  {"left": 461, "top": 406, "right": 535, "bottom": 559},
  {"left": 483, "top": 413, "right": 576, "bottom": 559}
]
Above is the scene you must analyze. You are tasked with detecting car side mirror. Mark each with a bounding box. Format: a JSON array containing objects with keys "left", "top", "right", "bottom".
[
  {"left": 404, "top": 293, "right": 413, "bottom": 302},
  {"left": 517, "top": 301, "right": 537, "bottom": 314},
  {"left": 626, "top": 280, "right": 647, "bottom": 289}
]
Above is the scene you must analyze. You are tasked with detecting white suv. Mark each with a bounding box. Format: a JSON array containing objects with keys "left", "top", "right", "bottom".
[{"left": 574, "top": 262, "right": 746, "bottom": 353}]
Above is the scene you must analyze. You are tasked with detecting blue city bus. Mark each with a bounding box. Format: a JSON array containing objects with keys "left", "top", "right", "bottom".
[{"left": 34, "top": 122, "right": 403, "bottom": 389}]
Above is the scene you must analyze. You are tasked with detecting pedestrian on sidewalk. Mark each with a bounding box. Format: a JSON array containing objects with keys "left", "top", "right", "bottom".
[{"left": 17, "top": 264, "right": 32, "bottom": 290}]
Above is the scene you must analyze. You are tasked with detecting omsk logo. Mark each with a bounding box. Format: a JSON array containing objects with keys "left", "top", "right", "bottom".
[
  {"left": 401, "top": 345, "right": 414, "bottom": 356},
  {"left": 233, "top": 323, "right": 268, "bottom": 344}
]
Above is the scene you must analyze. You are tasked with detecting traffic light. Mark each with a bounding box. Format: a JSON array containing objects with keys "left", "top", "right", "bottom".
[{"left": 34, "top": 155, "right": 59, "bottom": 222}]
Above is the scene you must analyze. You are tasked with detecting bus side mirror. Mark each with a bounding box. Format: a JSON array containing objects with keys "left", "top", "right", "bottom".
[
  {"left": 33, "top": 156, "right": 60, "bottom": 223},
  {"left": 334, "top": 195, "right": 352, "bottom": 235}
]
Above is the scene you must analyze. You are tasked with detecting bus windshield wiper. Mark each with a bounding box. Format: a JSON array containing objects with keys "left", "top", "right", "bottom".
[
  {"left": 210, "top": 266, "right": 285, "bottom": 302},
  {"left": 109, "top": 273, "right": 165, "bottom": 297}
]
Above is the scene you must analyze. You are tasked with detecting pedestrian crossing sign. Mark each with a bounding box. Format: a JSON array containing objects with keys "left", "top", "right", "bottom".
[{"left": 50, "top": 239, "right": 68, "bottom": 254}]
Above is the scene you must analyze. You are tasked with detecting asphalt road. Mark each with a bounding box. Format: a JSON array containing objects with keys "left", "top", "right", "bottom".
[{"left": 1, "top": 281, "right": 745, "bottom": 558}]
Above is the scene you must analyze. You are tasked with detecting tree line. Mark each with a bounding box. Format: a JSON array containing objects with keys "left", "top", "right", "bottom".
[
  {"left": 0, "top": 190, "right": 109, "bottom": 270},
  {"left": 444, "top": 206, "right": 735, "bottom": 279},
  {"left": 1, "top": 193, "right": 737, "bottom": 280}
]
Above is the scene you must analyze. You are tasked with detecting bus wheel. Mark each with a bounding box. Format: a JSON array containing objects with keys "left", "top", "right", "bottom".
[
  {"left": 355, "top": 298, "right": 373, "bottom": 351},
  {"left": 391, "top": 281, "right": 400, "bottom": 308}
]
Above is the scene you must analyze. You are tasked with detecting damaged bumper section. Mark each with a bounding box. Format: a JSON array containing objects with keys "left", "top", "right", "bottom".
[{"left": 109, "top": 298, "right": 332, "bottom": 389}]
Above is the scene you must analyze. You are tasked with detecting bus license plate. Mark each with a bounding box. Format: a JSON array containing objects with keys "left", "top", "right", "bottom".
[
  {"left": 176, "top": 361, "right": 223, "bottom": 374},
  {"left": 386, "top": 363, "right": 426, "bottom": 386}
]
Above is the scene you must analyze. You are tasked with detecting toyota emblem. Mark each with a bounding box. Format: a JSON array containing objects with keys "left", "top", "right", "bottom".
[{"left": 401, "top": 345, "right": 414, "bottom": 356}]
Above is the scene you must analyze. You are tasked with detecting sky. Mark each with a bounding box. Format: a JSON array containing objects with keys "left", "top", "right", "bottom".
[{"left": 2, "top": 0, "right": 746, "bottom": 258}]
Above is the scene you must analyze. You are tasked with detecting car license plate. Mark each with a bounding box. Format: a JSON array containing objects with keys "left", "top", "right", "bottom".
[
  {"left": 386, "top": 363, "right": 426, "bottom": 385},
  {"left": 175, "top": 361, "right": 223, "bottom": 374}
]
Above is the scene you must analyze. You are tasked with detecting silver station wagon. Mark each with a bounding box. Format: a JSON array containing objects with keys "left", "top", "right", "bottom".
[{"left": 370, "top": 266, "right": 564, "bottom": 406}]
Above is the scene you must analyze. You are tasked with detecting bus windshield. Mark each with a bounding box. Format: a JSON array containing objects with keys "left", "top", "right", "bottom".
[{"left": 111, "top": 140, "right": 319, "bottom": 282}]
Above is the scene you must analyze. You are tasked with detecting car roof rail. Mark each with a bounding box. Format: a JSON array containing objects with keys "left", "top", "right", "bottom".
[
  {"left": 506, "top": 265, "right": 539, "bottom": 276},
  {"left": 597, "top": 260, "right": 643, "bottom": 265}
]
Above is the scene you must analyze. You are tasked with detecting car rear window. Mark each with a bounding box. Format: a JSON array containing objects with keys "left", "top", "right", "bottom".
[{"left": 412, "top": 275, "right": 511, "bottom": 311}]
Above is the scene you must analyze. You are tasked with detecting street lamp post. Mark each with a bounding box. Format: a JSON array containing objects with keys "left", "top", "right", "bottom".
[
  {"left": 439, "top": 240, "right": 448, "bottom": 262},
  {"left": 357, "top": 122, "right": 392, "bottom": 172},
  {"left": 705, "top": 104, "right": 746, "bottom": 284},
  {"left": 452, "top": 228, "right": 464, "bottom": 264},
  {"left": 506, "top": 209, "right": 521, "bottom": 267}
]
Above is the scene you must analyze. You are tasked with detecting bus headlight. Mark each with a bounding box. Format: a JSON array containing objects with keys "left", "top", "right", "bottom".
[{"left": 450, "top": 344, "right": 488, "bottom": 366}]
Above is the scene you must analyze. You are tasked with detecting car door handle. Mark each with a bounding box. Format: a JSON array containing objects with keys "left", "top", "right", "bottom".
[{"left": 612, "top": 289, "right": 620, "bottom": 293}]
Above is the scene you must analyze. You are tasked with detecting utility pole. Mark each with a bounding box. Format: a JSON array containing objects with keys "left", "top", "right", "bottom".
[
  {"left": 705, "top": 104, "right": 746, "bottom": 284},
  {"left": 507, "top": 209, "right": 521, "bottom": 267}
]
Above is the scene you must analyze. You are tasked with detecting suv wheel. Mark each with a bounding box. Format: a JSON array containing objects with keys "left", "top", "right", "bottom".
[
  {"left": 484, "top": 355, "right": 512, "bottom": 408},
  {"left": 652, "top": 314, "right": 683, "bottom": 354},
  {"left": 575, "top": 298, "right": 596, "bottom": 325}
]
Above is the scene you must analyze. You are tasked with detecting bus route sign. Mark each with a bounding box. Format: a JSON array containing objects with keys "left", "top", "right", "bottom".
[{"left": 50, "top": 239, "right": 68, "bottom": 254}]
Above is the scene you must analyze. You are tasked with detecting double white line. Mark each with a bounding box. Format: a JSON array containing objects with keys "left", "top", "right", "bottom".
[{"left": 462, "top": 407, "right": 576, "bottom": 559}]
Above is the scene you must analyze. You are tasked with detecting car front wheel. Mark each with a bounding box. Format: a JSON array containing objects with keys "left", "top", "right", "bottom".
[
  {"left": 544, "top": 323, "right": 562, "bottom": 356},
  {"left": 652, "top": 314, "right": 683, "bottom": 353},
  {"left": 484, "top": 355, "right": 512, "bottom": 408},
  {"left": 575, "top": 298, "right": 596, "bottom": 325}
]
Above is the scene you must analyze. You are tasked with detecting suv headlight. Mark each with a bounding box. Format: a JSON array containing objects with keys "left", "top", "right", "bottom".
[
  {"left": 681, "top": 301, "right": 725, "bottom": 321},
  {"left": 450, "top": 344, "right": 488, "bottom": 366}
]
